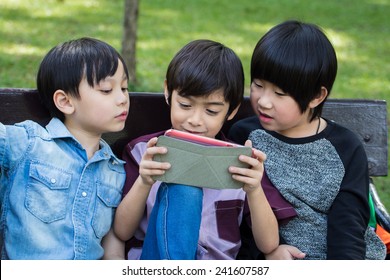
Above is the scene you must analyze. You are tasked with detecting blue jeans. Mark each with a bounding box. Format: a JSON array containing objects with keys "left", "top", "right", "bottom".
[{"left": 141, "top": 183, "right": 203, "bottom": 260}]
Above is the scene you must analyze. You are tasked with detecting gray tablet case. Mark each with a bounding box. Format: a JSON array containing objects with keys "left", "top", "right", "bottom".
[{"left": 152, "top": 135, "right": 252, "bottom": 189}]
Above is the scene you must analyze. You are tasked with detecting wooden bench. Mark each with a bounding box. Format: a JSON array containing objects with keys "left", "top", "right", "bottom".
[{"left": 1, "top": 88, "right": 389, "bottom": 232}]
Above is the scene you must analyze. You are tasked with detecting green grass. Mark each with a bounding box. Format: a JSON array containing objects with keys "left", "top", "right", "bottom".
[{"left": 0, "top": 0, "right": 389, "bottom": 210}]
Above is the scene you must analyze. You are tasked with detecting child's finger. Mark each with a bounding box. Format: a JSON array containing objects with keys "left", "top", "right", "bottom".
[
  {"left": 143, "top": 141, "right": 168, "bottom": 160},
  {"left": 251, "top": 148, "right": 266, "bottom": 162},
  {"left": 140, "top": 165, "right": 170, "bottom": 176},
  {"left": 244, "top": 139, "right": 253, "bottom": 148},
  {"left": 230, "top": 164, "right": 261, "bottom": 178},
  {"left": 142, "top": 158, "right": 171, "bottom": 170},
  {"left": 237, "top": 152, "right": 265, "bottom": 170},
  {"left": 242, "top": 140, "right": 266, "bottom": 162},
  {"left": 139, "top": 159, "right": 171, "bottom": 183},
  {"left": 140, "top": 137, "right": 171, "bottom": 175},
  {"left": 145, "top": 146, "right": 168, "bottom": 157},
  {"left": 146, "top": 137, "right": 159, "bottom": 147},
  {"left": 231, "top": 170, "right": 262, "bottom": 193}
]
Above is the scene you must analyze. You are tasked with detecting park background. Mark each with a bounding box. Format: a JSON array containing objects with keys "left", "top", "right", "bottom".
[{"left": 0, "top": 0, "right": 389, "bottom": 210}]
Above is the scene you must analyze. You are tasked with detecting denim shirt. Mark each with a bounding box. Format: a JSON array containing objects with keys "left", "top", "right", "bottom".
[{"left": 0, "top": 118, "right": 125, "bottom": 259}]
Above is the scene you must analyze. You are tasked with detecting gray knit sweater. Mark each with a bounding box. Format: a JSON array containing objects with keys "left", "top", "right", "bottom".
[{"left": 249, "top": 120, "right": 386, "bottom": 260}]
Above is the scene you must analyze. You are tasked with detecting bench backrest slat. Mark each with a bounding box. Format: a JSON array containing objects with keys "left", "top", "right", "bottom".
[{"left": 0, "top": 88, "right": 387, "bottom": 176}]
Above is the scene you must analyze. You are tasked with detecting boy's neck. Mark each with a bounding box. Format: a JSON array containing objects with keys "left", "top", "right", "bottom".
[
  {"left": 64, "top": 120, "right": 102, "bottom": 159},
  {"left": 83, "top": 143, "right": 101, "bottom": 160}
]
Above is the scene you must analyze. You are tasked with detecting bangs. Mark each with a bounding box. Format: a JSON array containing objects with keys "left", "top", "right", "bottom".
[
  {"left": 251, "top": 37, "right": 320, "bottom": 97},
  {"left": 84, "top": 47, "right": 122, "bottom": 86}
]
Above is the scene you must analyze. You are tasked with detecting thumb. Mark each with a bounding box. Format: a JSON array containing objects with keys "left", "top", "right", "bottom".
[
  {"left": 244, "top": 139, "right": 252, "bottom": 148},
  {"left": 289, "top": 247, "right": 306, "bottom": 259}
]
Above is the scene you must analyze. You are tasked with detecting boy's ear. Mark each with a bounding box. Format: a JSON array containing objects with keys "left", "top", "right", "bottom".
[
  {"left": 53, "top": 90, "right": 75, "bottom": 115},
  {"left": 309, "top": 87, "right": 328, "bottom": 109},
  {"left": 163, "top": 80, "right": 170, "bottom": 105},
  {"left": 226, "top": 104, "right": 241, "bottom": 121}
]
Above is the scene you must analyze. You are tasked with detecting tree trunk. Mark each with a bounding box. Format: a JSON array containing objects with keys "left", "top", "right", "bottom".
[{"left": 122, "top": 0, "right": 139, "bottom": 85}]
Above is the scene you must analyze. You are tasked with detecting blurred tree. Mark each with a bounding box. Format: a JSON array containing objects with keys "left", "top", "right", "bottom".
[{"left": 122, "top": 0, "right": 139, "bottom": 85}]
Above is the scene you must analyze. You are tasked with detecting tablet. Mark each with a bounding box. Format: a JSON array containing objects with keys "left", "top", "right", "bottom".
[
  {"left": 164, "top": 129, "right": 243, "bottom": 147},
  {"left": 153, "top": 134, "right": 253, "bottom": 189}
]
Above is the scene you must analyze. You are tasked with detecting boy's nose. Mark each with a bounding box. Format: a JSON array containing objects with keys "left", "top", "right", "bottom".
[
  {"left": 117, "top": 89, "right": 129, "bottom": 105},
  {"left": 257, "top": 92, "right": 272, "bottom": 109},
  {"left": 188, "top": 111, "right": 203, "bottom": 126}
]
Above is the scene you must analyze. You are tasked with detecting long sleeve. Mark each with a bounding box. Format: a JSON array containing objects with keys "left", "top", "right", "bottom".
[{"left": 326, "top": 130, "right": 370, "bottom": 259}]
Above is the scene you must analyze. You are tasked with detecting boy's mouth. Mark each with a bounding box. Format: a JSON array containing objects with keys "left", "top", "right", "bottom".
[
  {"left": 259, "top": 112, "right": 273, "bottom": 123},
  {"left": 116, "top": 111, "right": 128, "bottom": 121},
  {"left": 183, "top": 129, "right": 204, "bottom": 135}
]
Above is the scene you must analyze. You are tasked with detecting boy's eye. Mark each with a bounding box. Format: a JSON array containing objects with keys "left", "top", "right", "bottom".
[
  {"left": 122, "top": 87, "right": 129, "bottom": 92},
  {"left": 253, "top": 81, "right": 263, "bottom": 88},
  {"left": 206, "top": 109, "right": 219, "bottom": 115},
  {"left": 100, "top": 89, "right": 112, "bottom": 94},
  {"left": 275, "top": 90, "right": 288, "bottom": 96},
  {"left": 179, "top": 102, "right": 191, "bottom": 108}
]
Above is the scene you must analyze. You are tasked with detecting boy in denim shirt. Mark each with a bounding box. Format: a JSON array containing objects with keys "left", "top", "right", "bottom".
[{"left": 0, "top": 37, "right": 129, "bottom": 259}]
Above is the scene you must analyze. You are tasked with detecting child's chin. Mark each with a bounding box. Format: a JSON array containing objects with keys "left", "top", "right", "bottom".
[{"left": 108, "top": 124, "right": 126, "bottom": 133}]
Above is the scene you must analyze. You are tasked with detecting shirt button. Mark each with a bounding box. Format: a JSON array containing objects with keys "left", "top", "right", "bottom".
[
  {"left": 82, "top": 192, "right": 87, "bottom": 197},
  {"left": 50, "top": 178, "right": 56, "bottom": 184}
]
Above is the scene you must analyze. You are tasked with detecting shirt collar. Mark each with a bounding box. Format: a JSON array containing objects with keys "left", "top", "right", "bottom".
[
  {"left": 45, "top": 118, "right": 75, "bottom": 140},
  {"left": 45, "top": 118, "right": 124, "bottom": 164}
]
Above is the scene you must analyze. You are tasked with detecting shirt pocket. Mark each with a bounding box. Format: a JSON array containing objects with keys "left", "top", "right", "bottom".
[
  {"left": 215, "top": 199, "right": 244, "bottom": 243},
  {"left": 92, "top": 182, "right": 122, "bottom": 239},
  {"left": 25, "top": 162, "right": 71, "bottom": 223}
]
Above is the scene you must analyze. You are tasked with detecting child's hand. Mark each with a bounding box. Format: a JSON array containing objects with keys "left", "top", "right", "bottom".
[
  {"left": 265, "top": 244, "right": 306, "bottom": 260},
  {"left": 138, "top": 137, "right": 171, "bottom": 186},
  {"left": 228, "top": 140, "right": 266, "bottom": 194}
]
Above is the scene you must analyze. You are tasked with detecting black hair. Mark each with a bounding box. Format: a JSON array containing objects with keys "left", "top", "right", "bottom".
[
  {"left": 251, "top": 20, "right": 337, "bottom": 120},
  {"left": 165, "top": 39, "right": 244, "bottom": 115},
  {"left": 37, "top": 37, "right": 129, "bottom": 121}
]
